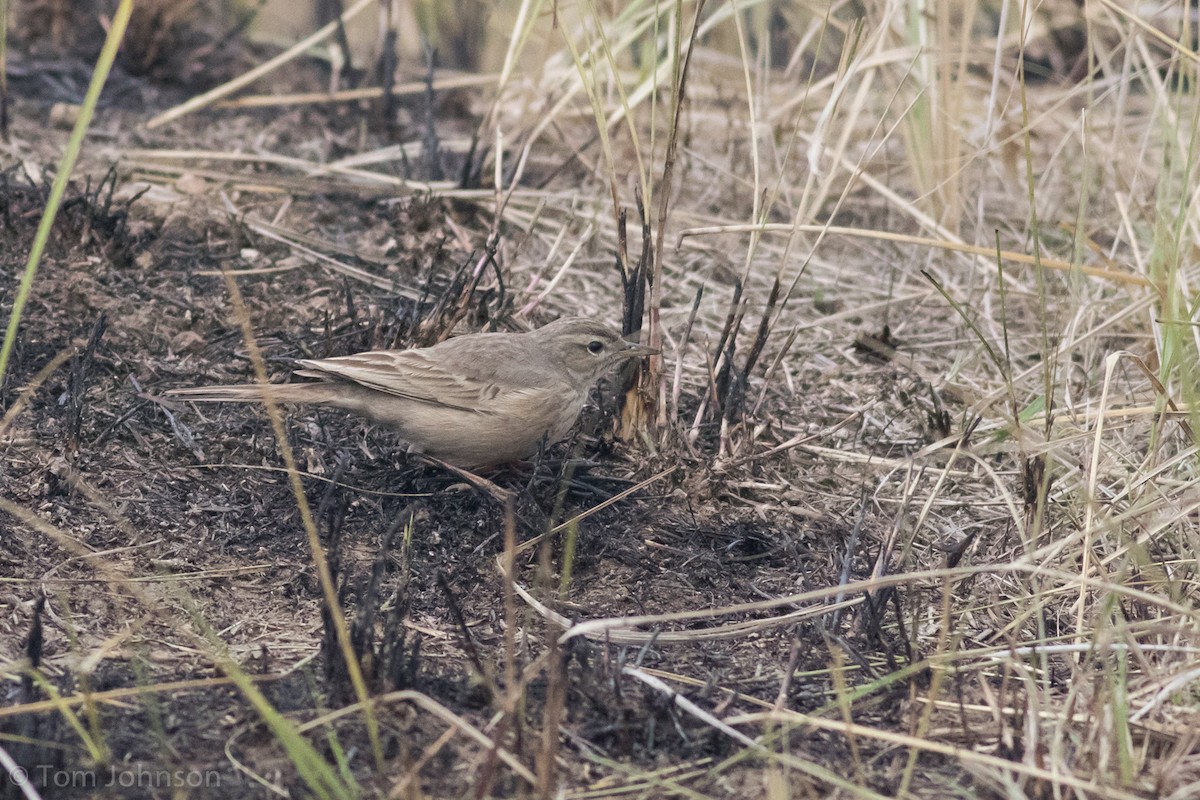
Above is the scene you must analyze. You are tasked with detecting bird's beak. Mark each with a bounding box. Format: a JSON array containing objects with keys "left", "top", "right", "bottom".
[{"left": 623, "top": 341, "right": 659, "bottom": 358}]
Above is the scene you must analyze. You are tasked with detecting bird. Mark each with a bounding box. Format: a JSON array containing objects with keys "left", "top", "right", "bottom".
[{"left": 166, "top": 317, "right": 658, "bottom": 467}]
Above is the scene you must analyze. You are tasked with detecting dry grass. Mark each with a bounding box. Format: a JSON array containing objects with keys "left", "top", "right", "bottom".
[{"left": 2, "top": 0, "right": 1200, "bottom": 798}]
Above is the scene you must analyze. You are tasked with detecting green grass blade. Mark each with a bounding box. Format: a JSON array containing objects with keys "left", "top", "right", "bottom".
[{"left": 0, "top": 0, "right": 133, "bottom": 387}]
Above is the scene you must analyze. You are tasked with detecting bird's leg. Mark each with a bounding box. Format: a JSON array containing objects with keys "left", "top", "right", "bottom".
[
  {"left": 418, "top": 455, "right": 514, "bottom": 504},
  {"left": 523, "top": 434, "right": 551, "bottom": 498}
]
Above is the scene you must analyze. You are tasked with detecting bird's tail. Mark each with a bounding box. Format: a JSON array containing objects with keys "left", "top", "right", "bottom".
[{"left": 165, "top": 382, "right": 341, "bottom": 405}]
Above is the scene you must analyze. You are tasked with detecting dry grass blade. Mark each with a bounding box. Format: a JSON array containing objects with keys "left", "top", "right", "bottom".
[
  {"left": 215, "top": 269, "right": 383, "bottom": 772},
  {"left": 679, "top": 222, "right": 1153, "bottom": 286},
  {"left": 512, "top": 465, "right": 677, "bottom": 555},
  {"left": 215, "top": 72, "right": 498, "bottom": 109},
  {"left": 0, "top": 742, "right": 42, "bottom": 800},
  {"left": 623, "top": 668, "right": 892, "bottom": 800},
  {"left": 0, "top": 347, "right": 73, "bottom": 439},
  {"left": 723, "top": 710, "right": 1146, "bottom": 800},
  {"left": 145, "top": 0, "right": 375, "bottom": 129},
  {"left": 294, "top": 690, "right": 537, "bottom": 787}
]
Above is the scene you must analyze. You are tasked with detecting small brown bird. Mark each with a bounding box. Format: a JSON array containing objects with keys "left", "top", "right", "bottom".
[{"left": 167, "top": 317, "right": 657, "bottom": 467}]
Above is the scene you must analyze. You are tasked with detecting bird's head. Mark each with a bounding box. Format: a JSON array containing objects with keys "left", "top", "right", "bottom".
[{"left": 533, "top": 317, "right": 658, "bottom": 388}]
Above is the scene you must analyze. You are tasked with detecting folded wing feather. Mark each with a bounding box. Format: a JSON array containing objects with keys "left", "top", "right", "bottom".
[{"left": 294, "top": 342, "right": 554, "bottom": 415}]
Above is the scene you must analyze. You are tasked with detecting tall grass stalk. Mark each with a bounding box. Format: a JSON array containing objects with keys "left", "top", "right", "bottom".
[{"left": 219, "top": 270, "right": 384, "bottom": 772}]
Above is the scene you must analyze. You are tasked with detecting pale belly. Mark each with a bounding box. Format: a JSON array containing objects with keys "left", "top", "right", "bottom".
[{"left": 330, "top": 383, "right": 586, "bottom": 466}]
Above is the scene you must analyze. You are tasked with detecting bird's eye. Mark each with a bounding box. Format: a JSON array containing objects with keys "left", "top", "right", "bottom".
[{"left": 587, "top": 340, "right": 605, "bottom": 355}]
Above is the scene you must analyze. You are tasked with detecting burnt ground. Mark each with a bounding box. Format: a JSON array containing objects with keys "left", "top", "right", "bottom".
[{"left": 0, "top": 34, "right": 985, "bottom": 800}]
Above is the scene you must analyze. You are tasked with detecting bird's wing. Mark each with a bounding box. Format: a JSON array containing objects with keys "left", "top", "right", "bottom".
[{"left": 294, "top": 347, "right": 539, "bottom": 413}]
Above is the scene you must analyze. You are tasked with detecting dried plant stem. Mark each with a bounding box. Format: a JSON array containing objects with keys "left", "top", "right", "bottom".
[
  {"left": 219, "top": 270, "right": 385, "bottom": 772},
  {"left": 146, "top": 0, "right": 376, "bottom": 129}
]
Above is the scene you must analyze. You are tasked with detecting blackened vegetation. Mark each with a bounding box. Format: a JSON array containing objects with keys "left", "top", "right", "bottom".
[
  {"left": 571, "top": 649, "right": 735, "bottom": 762},
  {"left": 398, "top": 199, "right": 503, "bottom": 336},
  {"left": 661, "top": 269, "right": 786, "bottom": 459},
  {"left": 0, "top": 165, "right": 142, "bottom": 404},
  {"left": 319, "top": 474, "right": 420, "bottom": 705},
  {"left": 11, "top": 0, "right": 266, "bottom": 96},
  {"left": 274, "top": 203, "right": 503, "bottom": 367},
  {"left": 609, "top": 195, "right": 654, "bottom": 426},
  {"left": 421, "top": 48, "right": 445, "bottom": 183},
  {"left": 368, "top": 43, "right": 485, "bottom": 187},
  {"left": 410, "top": 245, "right": 506, "bottom": 345},
  {"left": 853, "top": 323, "right": 902, "bottom": 363},
  {"left": 1022, "top": 453, "right": 1054, "bottom": 534},
  {"left": 312, "top": 456, "right": 654, "bottom": 707},
  {"left": 63, "top": 313, "right": 107, "bottom": 454},
  {"left": 1, "top": 597, "right": 64, "bottom": 800},
  {"left": 0, "top": 164, "right": 139, "bottom": 265},
  {"left": 726, "top": 276, "right": 780, "bottom": 421},
  {"left": 376, "top": 22, "right": 401, "bottom": 134},
  {"left": 616, "top": 203, "right": 650, "bottom": 346}
]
